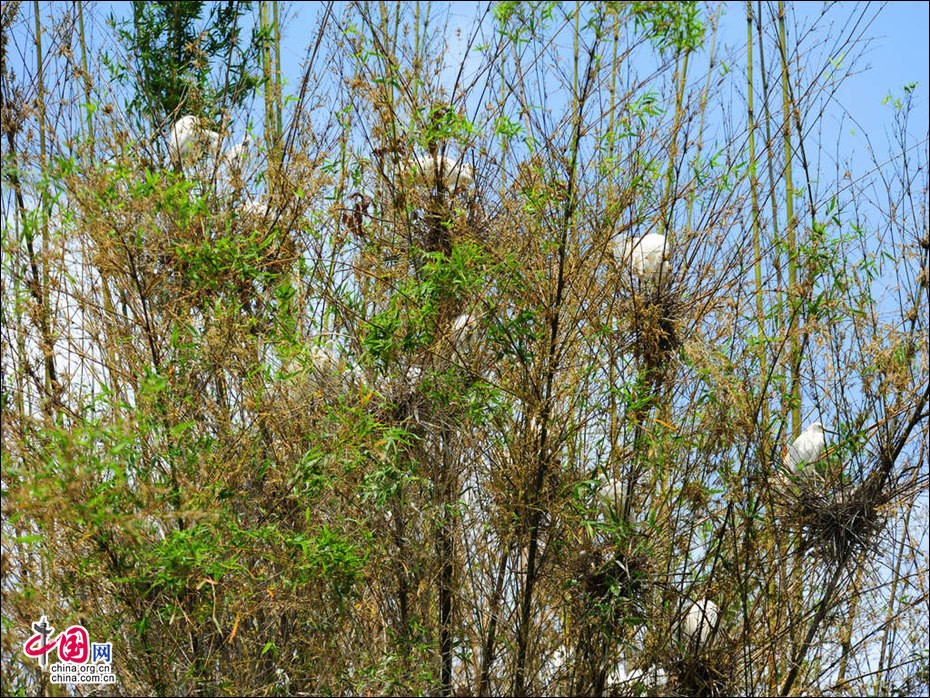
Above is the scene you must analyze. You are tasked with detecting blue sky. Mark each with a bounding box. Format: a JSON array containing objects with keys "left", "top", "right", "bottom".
[
  {"left": 36, "top": 2, "right": 928, "bottom": 168},
  {"left": 271, "top": 2, "right": 930, "bottom": 141},
  {"left": 245, "top": 1, "right": 929, "bottom": 214}
]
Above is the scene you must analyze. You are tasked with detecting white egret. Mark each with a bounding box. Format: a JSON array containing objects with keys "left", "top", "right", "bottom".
[
  {"left": 344, "top": 361, "right": 366, "bottom": 388},
  {"left": 168, "top": 115, "right": 220, "bottom": 164},
  {"left": 143, "top": 515, "right": 167, "bottom": 542},
  {"left": 595, "top": 473, "right": 627, "bottom": 514},
  {"left": 606, "top": 663, "right": 634, "bottom": 687},
  {"left": 526, "top": 415, "right": 541, "bottom": 443},
  {"left": 542, "top": 645, "right": 569, "bottom": 684},
  {"left": 241, "top": 198, "right": 270, "bottom": 219},
  {"left": 783, "top": 422, "right": 826, "bottom": 476},
  {"left": 442, "top": 157, "right": 474, "bottom": 191},
  {"left": 403, "top": 153, "right": 473, "bottom": 192},
  {"left": 308, "top": 344, "right": 343, "bottom": 376},
  {"left": 376, "top": 365, "right": 422, "bottom": 403},
  {"left": 681, "top": 599, "right": 720, "bottom": 646},
  {"left": 613, "top": 232, "right": 669, "bottom": 281},
  {"left": 282, "top": 342, "right": 365, "bottom": 402},
  {"left": 404, "top": 365, "right": 423, "bottom": 386},
  {"left": 449, "top": 313, "right": 481, "bottom": 353}
]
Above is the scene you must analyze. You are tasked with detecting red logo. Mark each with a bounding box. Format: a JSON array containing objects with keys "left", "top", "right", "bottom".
[
  {"left": 24, "top": 617, "right": 90, "bottom": 666},
  {"left": 23, "top": 634, "right": 57, "bottom": 659},
  {"left": 57, "top": 626, "right": 89, "bottom": 663}
]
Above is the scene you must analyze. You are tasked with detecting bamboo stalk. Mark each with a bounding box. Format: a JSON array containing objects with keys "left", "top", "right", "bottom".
[
  {"left": 755, "top": 4, "right": 797, "bottom": 687},
  {"left": 756, "top": 0, "right": 786, "bottom": 429},
  {"left": 273, "top": 0, "right": 282, "bottom": 138},
  {"left": 876, "top": 502, "right": 912, "bottom": 693},
  {"left": 660, "top": 48, "right": 689, "bottom": 246},
  {"left": 261, "top": 2, "right": 276, "bottom": 197},
  {"left": 686, "top": 8, "right": 718, "bottom": 232},
  {"left": 32, "top": 0, "right": 58, "bottom": 411},
  {"left": 778, "top": 1, "right": 801, "bottom": 439},
  {"left": 76, "top": 1, "right": 93, "bottom": 153},
  {"left": 514, "top": 6, "right": 598, "bottom": 693},
  {"left": 76, "top": 1, "right": 122, "bottom": 411},
  {"left": 746, "top": 2, "right": 768, "bottom": 431}
]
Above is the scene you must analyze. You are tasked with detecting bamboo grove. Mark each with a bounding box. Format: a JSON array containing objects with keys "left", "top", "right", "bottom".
[{"left": 1, "top": 2, "right": 927, "bottom": 696}]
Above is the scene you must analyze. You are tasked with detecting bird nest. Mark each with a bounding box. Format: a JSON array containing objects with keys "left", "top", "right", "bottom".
[
  {"left": 568, "top": 536, "right": 652, "bottom": 628},
  {"left": 668, "top": 643, "right": 739, "bottom": 698},
  {"left": 377, "top": 366, "right": 428, "bottom": 426},
  {"left": 618, "top": 282, "right": 683, "bottom": 387},
  {"left": 777, "top": 474, "right": 889, "bottom": 564}
]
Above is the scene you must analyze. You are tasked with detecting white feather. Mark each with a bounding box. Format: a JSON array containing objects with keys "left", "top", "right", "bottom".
[
  {"left": 783, "top": 422, "right": 826, "bottom": 474},
  {"left": 309, "top": 344, "right": 342, "bottom": 376},
  {"left": 222, "top": 136, "right": 251, "bottom": 177},
  {"left": 241, "top": 198, "right": 270, "bottom": 218},
  {"left": 168, "top": 115, "right": 220, "bottom": 164},
  {"left": 614, "top": 232, "right": 669, "bottom": 281},
  {"left": 596, "top": 473, "right": 626, "bottom": 512},
  {"left": 450, "top": 313, "right": 481, "bottom": 352},
  {"left": 681, "top": 599, "right": 720, "bottom": 645},
  {"left": 443, "top": 157, "right": 474, "bottom": 190},
  {"left": 403, "top": 153, "right": 473, "bottom": 191}
]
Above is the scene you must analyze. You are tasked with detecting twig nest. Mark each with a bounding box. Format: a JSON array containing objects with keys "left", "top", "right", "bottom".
[
  {"left": 168, "top": 114, "right": 220, "bottom": 164},
  {"left": 376, "top": 365, "right": 425, "bottom": 423},
  {"left": 613, "top": 232, "right": 669, "bottom": 281},
  {"left": 569, "top": 537, "right": 650, "bottom": 622},
  {"left": 378, "top": 365, "right": 422, "bottom": 398},
  {"left": 672, "top": 648, "right": 737, "bottom": 697},
  {"left": 779, "top": 476, "right": 888, "bottom": 563},
  {"left": 680, "top": 599, "right": 720, "bottom": 647},
  {"left": 783, "top": 421, "right": 826, "bottom": 478}
]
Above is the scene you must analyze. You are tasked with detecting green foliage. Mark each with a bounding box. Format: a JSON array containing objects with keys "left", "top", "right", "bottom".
[
  {"left": 628, "top": 0, "right": 705, "bottom": 52},
  {"left": 295, "top": 524, "right": 370, "bottom": 599},
  {"left": 112, "top": 1, "right": 264, "bottom": 122},
  {"left": 494, "top": 1, "right": 558, "bottom": 44},
  {"left": 420, "top": 241, "right": 489, "bottom": 299},
  {"left": 363, "top": 241, "right": 490, "bottom": 368},
  {"left": 494, "top": 114, "right": 525, "bottom": 141},
  {"left": 416, "top": 104, "right": 476, "bottom": 148}
]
